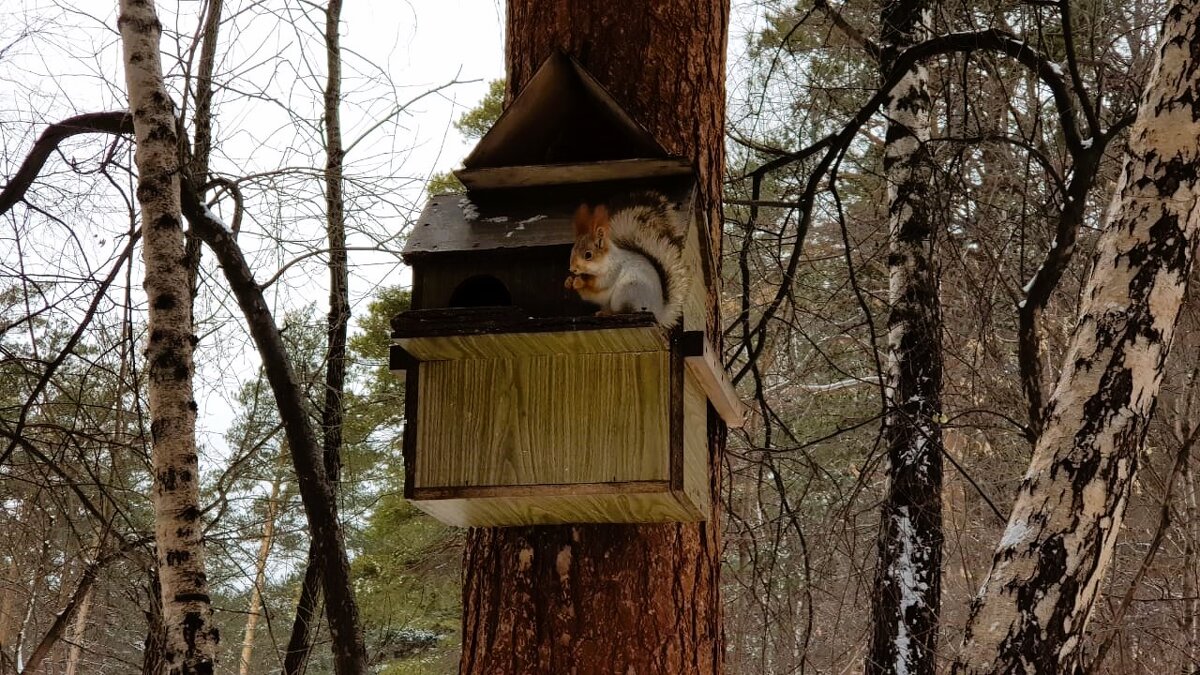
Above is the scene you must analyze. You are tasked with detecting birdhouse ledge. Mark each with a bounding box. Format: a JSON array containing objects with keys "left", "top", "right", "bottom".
[{"left": 390, "top": 307, "right": 745, "bottom": 429}]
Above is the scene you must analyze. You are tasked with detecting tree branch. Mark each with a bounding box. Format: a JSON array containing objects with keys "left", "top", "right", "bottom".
[{"left": 0, "top": 111, "right": 133, "bottom": 215}]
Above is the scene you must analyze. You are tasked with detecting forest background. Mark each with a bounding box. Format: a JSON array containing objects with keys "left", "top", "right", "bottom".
[{"left": 1, "top": 0, "right": 1195, "bottom": 672}]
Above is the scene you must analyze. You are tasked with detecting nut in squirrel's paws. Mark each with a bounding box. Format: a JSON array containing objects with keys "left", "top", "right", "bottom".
[{"left": 564, "top": 274, "right": 587, "bottom": 291}]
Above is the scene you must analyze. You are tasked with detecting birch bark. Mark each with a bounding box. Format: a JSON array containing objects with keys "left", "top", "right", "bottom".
[
  {"left": 953, "top": 1, "right": 1200, "bottom": 670},
  {"left": 118, "top": 0, "right": 218, "bottom": 671},
  {"left": 866, "top": 0, "right": 943, "bottom": 672}
]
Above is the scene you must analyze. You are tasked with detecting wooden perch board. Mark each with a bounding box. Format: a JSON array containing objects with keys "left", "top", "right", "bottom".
[{"left": 682, "top": 331, "right": 749, "bottom": 428}]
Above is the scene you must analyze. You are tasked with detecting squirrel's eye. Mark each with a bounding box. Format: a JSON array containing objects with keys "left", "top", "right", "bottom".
[{"left": 584, "top": 251, "right": 593, "bottom": 260}]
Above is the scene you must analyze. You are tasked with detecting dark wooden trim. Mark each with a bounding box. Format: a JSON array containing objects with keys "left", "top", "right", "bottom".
[
  {"left": 411, "top": 480, "right": 671, "bottom": 500},
  {"left": 460, "top": 52, "right": 668, "bottom": 172},
  {"left": 410, "top": 261, "right": 425, "bottom": 310},
  {"left": 392, "top": 307, "right": 660, "bottom": 339},
  {"left": 402, "top": 362, "right": 419, "bottom": 500},
  {"left": 403, "top": 176, "right": 697, "bottom": 258},
  {"left": 669, "top": 329, "right": 685, "bottom": 492},
  {"left": 457, "top": 159, "right": 694, "bottom": 190},
  {"left": 681, "top": 330, "right": 705, "bottom": 358},
  {"left": 389, "top": 345, "right": 417, "bottom": 372}
]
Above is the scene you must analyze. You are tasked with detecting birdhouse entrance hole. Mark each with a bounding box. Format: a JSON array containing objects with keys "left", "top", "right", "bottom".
[{"left": 449, "top": 274, "right": 512, "bottom": 308}]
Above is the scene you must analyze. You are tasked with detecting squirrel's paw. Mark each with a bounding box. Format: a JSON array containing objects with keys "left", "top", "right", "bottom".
[{"left": 565, "top": 274, "right": 587, "bottom": 291}]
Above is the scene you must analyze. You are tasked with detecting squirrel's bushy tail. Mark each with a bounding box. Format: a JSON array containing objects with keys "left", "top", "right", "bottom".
[{"left": 607, "top": 192, "right": 690, "bottom": 327}]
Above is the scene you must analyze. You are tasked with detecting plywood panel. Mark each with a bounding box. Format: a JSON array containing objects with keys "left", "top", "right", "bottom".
[
  {"left": 682, "top": 331, "right": 749, "bottom": 428},
  {"left": 683, "top": 373, "right": 711, "bottom": 516},
  {"left": 400, "top": 325, "right": 667, "bottom": 361},
  {"left": 415, "top": 351, "right": 669, "bottom": 488},
  {"left": 411, "top": 489, "right": 702, "bottom": 527}
]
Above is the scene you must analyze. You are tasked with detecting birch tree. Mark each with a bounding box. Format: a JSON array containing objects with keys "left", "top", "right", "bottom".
[
  {"left": 954, "top": 0, "right": 1200, "bottom": 669},
  {"left": 117, "top": 0, "right": 218, "bottom": 671},
  {"left": 866, "top": 0, "right": 944, "bottom": 670}
]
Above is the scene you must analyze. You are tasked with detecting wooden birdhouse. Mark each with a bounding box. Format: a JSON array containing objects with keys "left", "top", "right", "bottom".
[{"left": 390, "top": 53, "right": 745, "bottom": 527}]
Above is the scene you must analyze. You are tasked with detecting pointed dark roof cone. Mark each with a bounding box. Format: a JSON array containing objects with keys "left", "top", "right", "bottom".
[{"left": 454, "top": 52, "right": 693, "bottom": 190}]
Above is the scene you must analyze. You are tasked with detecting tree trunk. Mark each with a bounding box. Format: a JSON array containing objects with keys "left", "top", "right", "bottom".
[
  {"left": 280, "top": 1, "right": 358, "bottom": 670},
  {"left": 320, "top": 0, "right": 349, "bottom": 498},
  {"left": 1185, "top": 453, "right": 1199, "bottom": 674},
  {"left": 238, "top": 468, "right": 284, "bottom": 675},
  {"left": 865, "top": 1, "right": 944, "bottom": 673},
  {"left": 459, "top": 3, "right": 728, "bottom": 673},
  {"left": 142, "top": 566, "right": 167, "bottom": 675},
  {"left": 63, "top": 582, "right": 92, "bottom": 675},
  {"left": 953, "top": 1, "right": 1200, "bottom": 670},
  {"left": 118, "top": 0, "right": 219, "bottom": 671},
  {"left": 0, "top": 558, "right": 16, "bottom": 675},
  {"left": 183, "top": 0, "right": 222, "bottom": 293},
  {"left": 281, "top": 563, "right": 321, "bottom": 675},
  {"left": 181, "top": 184, "right": 367, "bottom": 675}
]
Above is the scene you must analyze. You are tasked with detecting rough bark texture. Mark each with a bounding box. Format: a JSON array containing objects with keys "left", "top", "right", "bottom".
[
  {"left": 183, "top": 0, "right": 223, "bottom": 294},
  {"left": 953, "top": 2, "right": 1200, "bottom": 670},
  {"left": 281, "top": 563, "right": 321, "bottom": 675},
  {"left": 321, "top": 0, "right": 349, "bottom": 494},
  {"left": 866, "top": 1, "right": 944, "bottom": 673},
  {"left": 459, "top": 2, "right": 728, "bottom": 674},
  {"left": 118, "top": 1, "right": 218, "bottom": 672},
  {"left": 1186, "top": 454, "right": 1199, "bottom": 673}
]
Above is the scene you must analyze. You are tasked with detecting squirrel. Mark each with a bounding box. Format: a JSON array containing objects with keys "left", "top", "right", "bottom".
[{"left": 563, "top": 193, "right": 689, "bottom": 327}]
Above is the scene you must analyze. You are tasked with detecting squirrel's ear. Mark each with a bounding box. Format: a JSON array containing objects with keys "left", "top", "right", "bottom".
[
  {"left": 573, "top": 204, "right": 592, "bottom": 235},
  {"left": 592, "top": 205, "right": 610, "bottom": 240}
]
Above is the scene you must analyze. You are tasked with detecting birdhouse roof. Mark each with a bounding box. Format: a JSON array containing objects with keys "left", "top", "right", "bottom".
[
  {"left": 404, "top": 177, "right": 697, "bottom": 258},
  {"left": 454, "top": 52, "right": 693, "bottom": 190}
]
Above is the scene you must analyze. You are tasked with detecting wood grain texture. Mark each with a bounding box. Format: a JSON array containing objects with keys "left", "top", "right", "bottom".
[
  {"left": 412, "top": 489, "right": 702, "bottom": 527},
  {"left": 400, "top": 325, "right": 666, "bottom": 361},
  {"left": 412, "top": 480, "right": 669, "bottom": 499},
  {"left": 457, "top": 159, "right": 693, "bottom": 190},
  {"left": 682, "top": 331, "right": 748, "bottom": 427},
  {"left": 415, "top": 352, "right": 669, "bottom": 487},
  {"left": 462, "top": 52, "right": 665, "bottom": 170},
  {"left": 684, "top": 374, "right": 711, "bottom": 515},
  {"left": 393, "top": 307, "right": 659, "bottom": 337}
]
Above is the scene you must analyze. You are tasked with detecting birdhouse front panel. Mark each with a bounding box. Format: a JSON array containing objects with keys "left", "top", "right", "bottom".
[
  {"left": 413, "top": 350, "right": 670, "bottom": 488},
  {"left": 392, "top": 312, "right": 710, "bottom": 527}
]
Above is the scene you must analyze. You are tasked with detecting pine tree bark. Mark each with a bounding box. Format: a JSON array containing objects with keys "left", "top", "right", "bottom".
[
  {"left": 63, "top": 583, "right": 92, "bottom": 675},
  {"left": 953, "top": 1, "right": 1200, "bottom": 670},
  {"left": 866, "top": 0, "right": 944, "bottom": 672},
  {"left": 238, "top": 469, "right": 284, "bottom": 675},
  {"left": 118, "top": 0, "right": 219, "bottom": 672},
  {"left": 1185, "top": 454, "right": 1199, "bottom": 673},
  {"left": 459, "top": 3, "right": 728, "bottom": 673}
]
